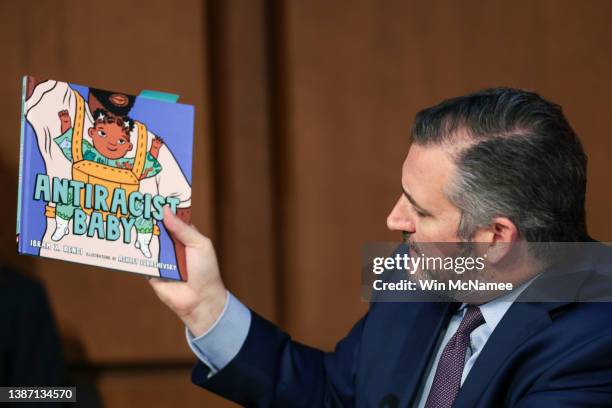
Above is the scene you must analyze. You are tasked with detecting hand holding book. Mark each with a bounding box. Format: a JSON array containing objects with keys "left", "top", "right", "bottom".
[{"left": 149, "top": 206, "right": 228, "bottom": 337}]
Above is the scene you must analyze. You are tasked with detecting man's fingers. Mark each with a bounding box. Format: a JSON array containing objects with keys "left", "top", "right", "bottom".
[
  {"left": 162, "top": 206, "right": 208, "bottom": 248},
  {"left": 148, "top": 276, "right": 162, "bottom": 288}
]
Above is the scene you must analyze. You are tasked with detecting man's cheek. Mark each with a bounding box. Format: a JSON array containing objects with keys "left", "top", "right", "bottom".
[{"left": 420, "top": 221, "right": 447, "bottom": 241}]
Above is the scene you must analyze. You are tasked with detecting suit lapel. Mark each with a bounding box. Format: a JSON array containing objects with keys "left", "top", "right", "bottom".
[
  {"left": 452, "top": 302, "right": 556, "bottom": 407},
  {"left": 373, "top": 301, "right": 457, "bottom": 407},
  {"left": 453, "top": 244, "right": 606, "bottom": 406}
]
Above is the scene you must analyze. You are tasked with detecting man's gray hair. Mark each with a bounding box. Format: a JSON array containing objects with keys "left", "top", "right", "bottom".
[{"left": 411, "top": 88, "right": 588, "bottom": 245}]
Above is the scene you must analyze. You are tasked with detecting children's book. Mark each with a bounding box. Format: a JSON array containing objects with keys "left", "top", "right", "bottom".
[{"left": 17, "top": 76, "right": 194, "bottom": 281}]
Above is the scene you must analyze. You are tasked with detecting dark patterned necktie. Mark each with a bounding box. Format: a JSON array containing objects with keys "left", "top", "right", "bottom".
[{"left": 424, "top": 305, "right": 485, "bottom": 408}]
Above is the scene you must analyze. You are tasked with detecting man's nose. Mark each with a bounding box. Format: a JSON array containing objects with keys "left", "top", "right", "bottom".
[{"left": 386, "top": 198, "right": 416, "bottom": 233}]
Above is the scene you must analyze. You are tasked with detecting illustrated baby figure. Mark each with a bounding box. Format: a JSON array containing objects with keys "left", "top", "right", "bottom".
[{"left": 52, "top": 109, "right": 164, "bottom": 258}]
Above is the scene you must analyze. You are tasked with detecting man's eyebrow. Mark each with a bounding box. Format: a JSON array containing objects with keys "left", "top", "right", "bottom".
[{"left": 402, "top": 187, "right": 432, "bottom": 215}]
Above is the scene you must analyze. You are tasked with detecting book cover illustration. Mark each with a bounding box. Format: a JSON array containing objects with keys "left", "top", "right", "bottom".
[{"left": 17, "top": 76, "right": 194, "bottom": 281}]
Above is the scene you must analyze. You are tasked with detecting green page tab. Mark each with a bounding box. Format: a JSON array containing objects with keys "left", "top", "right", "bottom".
[{"left": 139, "top": 90, "right": 180, "bottom": 103}]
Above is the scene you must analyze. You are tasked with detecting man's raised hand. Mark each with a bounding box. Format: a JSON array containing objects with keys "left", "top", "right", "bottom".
[{"left": 149, "top": 206, "right": 227, "bottom": 337}]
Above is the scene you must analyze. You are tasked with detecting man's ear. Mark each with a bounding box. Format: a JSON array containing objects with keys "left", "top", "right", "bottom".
[
  {"left": 472, "top": 217, "right": 518, "bottom": 264},
  {"left": 88, "top": 127, "right": 94, "bottom": 138},
  {"left": 127, "top": 142, "right": 133, "bottom": 152}
]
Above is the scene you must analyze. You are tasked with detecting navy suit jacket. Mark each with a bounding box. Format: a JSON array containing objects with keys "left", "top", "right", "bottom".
[{"left": 192, "top": 248, "right": 612, "bottom": 407}]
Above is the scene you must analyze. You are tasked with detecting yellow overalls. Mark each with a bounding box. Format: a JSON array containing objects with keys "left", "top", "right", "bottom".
[{"left": 45, "top": 91, "right": 160, "bottom": 236}]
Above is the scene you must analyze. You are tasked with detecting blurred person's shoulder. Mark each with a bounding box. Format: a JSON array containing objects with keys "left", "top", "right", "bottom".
[
  {"left": 0, "top": 267, "right": 47, "bottom": 305},
  {"left": 0, "top": 268, "right": 51, "bottom": 329}
]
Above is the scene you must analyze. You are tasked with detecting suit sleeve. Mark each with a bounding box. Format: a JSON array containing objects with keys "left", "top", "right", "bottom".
[
  {"left": 192, "top": 309, "right": 369, "bottom": 407},
  {"left": 514, "top": 331, "right": 612, "bottom": 407}
]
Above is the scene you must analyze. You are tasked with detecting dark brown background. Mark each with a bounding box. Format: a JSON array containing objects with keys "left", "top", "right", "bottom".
[{"left": 1, "top": 0, "right": 610, "bottom": 406}]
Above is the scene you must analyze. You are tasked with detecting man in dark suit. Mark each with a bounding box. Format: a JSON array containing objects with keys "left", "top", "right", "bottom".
[{"left": 150, "top": 88, "right": 612, "bottom": 407}]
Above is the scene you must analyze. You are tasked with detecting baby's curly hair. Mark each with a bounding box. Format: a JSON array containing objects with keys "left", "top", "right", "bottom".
[{"left": 92, "top": 108, "right": 135, "bottom": 134}]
